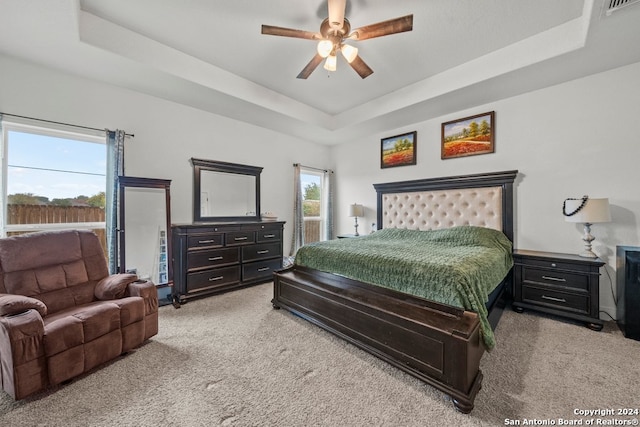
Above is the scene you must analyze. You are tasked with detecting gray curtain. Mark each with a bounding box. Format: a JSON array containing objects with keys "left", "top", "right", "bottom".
[
  {"left": 289, "top": 164, "right": 305, "bottom": 257},
  {"left": 105, "top": 129, "right": 125, "bottom": 273},
  {"left": 321, "top": 169, "right": 334, "bottom": 241}
]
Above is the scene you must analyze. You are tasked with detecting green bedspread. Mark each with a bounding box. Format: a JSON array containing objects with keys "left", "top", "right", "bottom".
[{"left": 294, "top": 226, "right": 513, "bottom": 349}]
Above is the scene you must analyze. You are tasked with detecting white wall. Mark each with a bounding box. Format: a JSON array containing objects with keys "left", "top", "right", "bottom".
[
  {"left": 332, "top": 61, "right": 640, "bottom": 319},
  {"left": 0, "top": 54, "right": 331, "bottom": 256},
  {"left": 2, "top": 52, "right": 638, "bottom": 319}
]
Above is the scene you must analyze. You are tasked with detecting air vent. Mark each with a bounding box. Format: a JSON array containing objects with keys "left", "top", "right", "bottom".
[{"left": 603, "top": 0, "right": 640, "bottom": 16}]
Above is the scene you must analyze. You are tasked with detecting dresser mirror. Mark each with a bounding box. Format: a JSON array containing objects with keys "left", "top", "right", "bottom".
[
  {"left": 192, "top": 158, "right": 262, "bottom": 222},
  {"left": 117, "top": 176, "right": 172, "bottom": 286}
]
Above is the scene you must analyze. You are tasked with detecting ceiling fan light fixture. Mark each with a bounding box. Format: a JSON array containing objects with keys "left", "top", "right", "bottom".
[
  {"left": 262, "top": 4, "right": 413, "bottom": 79},
  {"left": 340, "top": 44, "right": 358, "bottom": 63},
  {"left": 323, "top": 54, "right": 337, "bottom": 71},
  {"left": 317, "top": 40, "right": 333, "bottom": 58}
]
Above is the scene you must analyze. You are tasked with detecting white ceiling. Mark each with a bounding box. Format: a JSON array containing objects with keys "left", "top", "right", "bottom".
[{"left": 1, "top": 0, "right": 639, "bottom": 145}]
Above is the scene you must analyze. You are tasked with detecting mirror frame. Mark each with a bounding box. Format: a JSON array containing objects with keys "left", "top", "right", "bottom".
[
  {"left": 192, "top": 158, "right": 262, "bottom": 222},
  {"left": 118, "top": 176, "right": 172, "bottom": 286}
]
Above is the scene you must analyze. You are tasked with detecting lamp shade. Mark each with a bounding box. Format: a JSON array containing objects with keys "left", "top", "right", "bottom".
[
  {"left": 341, "top": 44, "right": 358, "bottom": 63},
  {"left": 564, "top": 198, "right": 611, "bottom": 223},
  {"left": 317, "top": 40, "right": 333, "bottom": 58},
  {"left": 349, "top": 203, "right": 364, "bottom": 217},
  {"left": 323, "top": 54, "right": 337, "bottom": 71}
]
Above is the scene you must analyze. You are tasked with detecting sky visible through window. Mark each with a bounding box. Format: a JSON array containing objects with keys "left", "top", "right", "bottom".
[
  {"left": 301, "top": 172, "right": 320, "bottom": 199},
  {"left": 7, "top": 131, "right": 106, "bottom": 201}
]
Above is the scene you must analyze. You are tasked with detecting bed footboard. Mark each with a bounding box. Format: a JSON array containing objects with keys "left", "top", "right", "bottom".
[{"left": 272, "top": 266, "right": 486, "bottom": 413}]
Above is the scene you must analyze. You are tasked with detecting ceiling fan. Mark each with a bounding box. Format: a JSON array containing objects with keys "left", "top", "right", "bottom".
[{"left": 261, "top": 0, "right": 413, "bottom": 79}]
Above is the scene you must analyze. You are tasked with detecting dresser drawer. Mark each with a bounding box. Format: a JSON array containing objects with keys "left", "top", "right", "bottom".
[
  {"left": 521, "top": 285, "right": 589, "bottom": 314},
  {"left": 226, "top": 231, "right": 256, "bottom": 246},
  {"left": 256, "top": 228, "right": 282, "bottom": 242},
  {"left": 187, "top": 234, "right": 224, "bottom": 250},
  {"left": 242, "top": 242, "right": 281, "bottom": 262},
  {"left": 187, "top": 247, "right": 239, "bottom": 271},
  {"left": 242, "top": 258, "right": 282, "bottom": 282},
  {"left": 186, "top": 266, "right": 241, "bottom": 293},
  {"left": 522, "top": 267, "right": 589, "bottom": 291}
]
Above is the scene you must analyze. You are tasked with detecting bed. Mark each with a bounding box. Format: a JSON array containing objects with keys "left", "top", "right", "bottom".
[{"left": 272, "top": 170, "right": 518, "bottom": 413}]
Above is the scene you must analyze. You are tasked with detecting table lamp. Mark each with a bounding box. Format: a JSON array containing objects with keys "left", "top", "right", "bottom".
[
  {"left": 349, "top": 203, "right": 364, "bottom": 236},
  {"left": 563, "top": 197, "right": 611, "bottom": 258}
]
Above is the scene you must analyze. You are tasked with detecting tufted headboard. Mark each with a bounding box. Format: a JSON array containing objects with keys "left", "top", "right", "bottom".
[{"left": 373, "top": 170, "right": 518, "bottom": 242}]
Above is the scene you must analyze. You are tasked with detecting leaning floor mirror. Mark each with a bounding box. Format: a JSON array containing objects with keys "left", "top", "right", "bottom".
[{"left": 117, "top": 176, "right": 172, "bottom": 287}]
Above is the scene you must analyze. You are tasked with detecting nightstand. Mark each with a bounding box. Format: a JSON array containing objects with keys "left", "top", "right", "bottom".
[{"left": 512, "top": 249, "right": 605, "bottom": 331}]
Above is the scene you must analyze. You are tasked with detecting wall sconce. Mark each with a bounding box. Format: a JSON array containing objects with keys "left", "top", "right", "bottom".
[
  {"left": 563, "top": 196, "right": 611, "bottom": 258},
  {"left": 349, "top": 203, "right": 364, "bottom": 236}
]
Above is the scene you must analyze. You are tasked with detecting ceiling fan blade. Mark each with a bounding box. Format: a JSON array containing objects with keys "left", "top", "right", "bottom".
[
  {"left": 348, "top": 55, "right": 373, "bottom": 79},
  {"left": 261, "top": 25, "right": 320, "bottom": 40},
  {"left": 297, "top": 53, "right": 324, "bottom": 79},
  {"left": 348, "top": 14, "right": 413, "bottom": 41}
]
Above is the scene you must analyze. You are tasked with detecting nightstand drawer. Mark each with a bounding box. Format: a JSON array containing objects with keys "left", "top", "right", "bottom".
[
  {"left": 522, "top": 285, "right": 589, "bottom": 314},
  {"left": 518, "top": 258, "right": 592, "bottom": 273},
  {"left": 522, "top": 267, "right": 589, "bottom": 291}
]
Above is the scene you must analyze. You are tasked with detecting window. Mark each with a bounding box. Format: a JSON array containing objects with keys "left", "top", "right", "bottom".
[
  {"left": 300, "top": 168, "right": 326, "bottom": 244},
  {"left": 0, "top": 121, "right": 106, "bottom": 244}
]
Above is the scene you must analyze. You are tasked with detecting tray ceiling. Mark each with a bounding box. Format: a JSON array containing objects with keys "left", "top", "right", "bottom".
[{"left": 0, "top": 0, "right": 639, "bottom": 145}]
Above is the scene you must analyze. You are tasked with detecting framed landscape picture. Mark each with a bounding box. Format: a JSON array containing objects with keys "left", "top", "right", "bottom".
[
  {"left": 441, "top": 111, "right": 495, "bottom": 159},
  {"left": 381, "top": 131, "right": 417, "bottom": 168}
]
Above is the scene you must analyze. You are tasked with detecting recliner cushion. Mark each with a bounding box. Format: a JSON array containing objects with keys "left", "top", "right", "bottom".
[
  {"left": 111, "top": 297, "right": 145, "bottom": 327},
  {"left": 43, "top": 301, "right": 122, "bottom": 355},
  {"left": 44, "top": 315, "right": 84, "bottom": 356},
  {"left": 73, "top": 303, "right": 121, "bottom": 342}
]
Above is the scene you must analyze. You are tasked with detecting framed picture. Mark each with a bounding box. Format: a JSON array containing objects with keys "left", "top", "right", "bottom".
[
  {"left": 441, "top": 111, "right": 495, "bottom": 159},
  {"left": 381, "top": 131, "right": 417, "bottom": 168}
]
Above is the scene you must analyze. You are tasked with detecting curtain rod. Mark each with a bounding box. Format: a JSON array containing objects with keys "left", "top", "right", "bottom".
[
  {"left": 0, "top": 112, "right": 135, "bottom": 138},
  {"left": 293, "top": 163, "right": 332, "bottom": 173}
]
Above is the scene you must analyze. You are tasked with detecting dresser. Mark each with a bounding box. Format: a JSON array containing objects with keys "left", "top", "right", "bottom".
[
  {"left": 512, "top": 249, "right": 605, "bottom": 330},
  {"left": 171, "top": 221, "right": 285, "bottom": 307}
]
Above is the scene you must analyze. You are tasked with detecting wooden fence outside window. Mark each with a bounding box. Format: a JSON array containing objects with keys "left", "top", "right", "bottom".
[{"left": 6, "top": 204, "right": 107, "bottom": 254}]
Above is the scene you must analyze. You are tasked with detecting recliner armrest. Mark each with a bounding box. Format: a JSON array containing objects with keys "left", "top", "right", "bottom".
[
  {"left": 0, "top": 309, "right": 46, "bottom": 363},
  {"left": 126, "top": 280, "right": 158, "bottom": 315},
  {"left": 94, "top": 273, "right": 138, "bottom": 300},
  {"left": 0, "top": 293, "right": 48, "bottom": 317}
]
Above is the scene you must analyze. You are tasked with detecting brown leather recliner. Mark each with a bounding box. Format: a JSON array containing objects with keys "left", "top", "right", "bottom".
[{"left": 0, "top": 229, "right": 158, "bottom": 399}]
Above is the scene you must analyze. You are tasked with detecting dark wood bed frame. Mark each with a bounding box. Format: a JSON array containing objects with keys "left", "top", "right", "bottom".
[{"left": 272, "top": 170, "right": 518, "bottom": 413}]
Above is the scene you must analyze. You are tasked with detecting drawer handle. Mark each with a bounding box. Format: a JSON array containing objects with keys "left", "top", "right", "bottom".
[
  {"left": 234, "top": 237, "right": 248, "bottom": 241},
  {"left": 263, "top": 234, "right": 275, "bottom": 238},
  {"left": 541, "top": 295, "right": 566, "bottom": 303},
  {"left": 257, "top": 267, "right": 270, "bottom": 272},
  {"left": 208, "top": 256, "right": 224, "bottom": 261},
  {"left": 257, "top": 250, "right": 270, "bottom": 254},
  {"left": 208, "top": 276, "right": 224, "bottom": 282},
  {"left": 541, "top": 275, "right": 566, "bottom": 282},
  {"left": 198, "top": 239, "right": 215, "bottom": 244}
]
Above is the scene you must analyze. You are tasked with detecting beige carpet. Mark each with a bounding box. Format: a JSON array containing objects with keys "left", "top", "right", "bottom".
[{"left": 1, "top": 282, "right": 639, "bottom": 427}]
